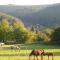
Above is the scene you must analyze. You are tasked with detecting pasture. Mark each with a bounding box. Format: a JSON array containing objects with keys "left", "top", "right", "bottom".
[{"left": 0, "top": 44, "right": 60, "bottom": 60}]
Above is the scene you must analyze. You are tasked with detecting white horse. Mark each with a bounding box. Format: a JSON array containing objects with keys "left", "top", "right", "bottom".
[
  {"left": 11, "top": 45, "right": 20, "bottom": 52},
  {"left": 0, "top": 43, "right": 5, "bottom": 46}
]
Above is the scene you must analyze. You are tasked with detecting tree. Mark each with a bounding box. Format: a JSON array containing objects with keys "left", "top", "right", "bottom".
[
  {"left": 31, "top": 25, "right": 36, "bottom": 32},
  {"left": 43, "top": 28, "right": 54, "bottom": 37},
  {"left": 13, "top": 20, "right": 37, "bottom": 43},
  {"left": 51, "top": 27, "right": 60, "bottom": 44},
  {"left": 0, "top": 19, "right": 10, "bottom": 42},
  {"left": 0, "top": 25, "right": 4, "bottom": 42}
]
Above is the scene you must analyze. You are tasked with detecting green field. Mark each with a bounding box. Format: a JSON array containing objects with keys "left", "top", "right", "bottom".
[{"left": 0, "top": 44, "right": 60, "bottom": 60}]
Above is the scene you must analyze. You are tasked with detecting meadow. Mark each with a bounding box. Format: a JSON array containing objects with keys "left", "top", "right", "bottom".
[{"left": 0, "top": 44, "right": 60, "bottom": 60}]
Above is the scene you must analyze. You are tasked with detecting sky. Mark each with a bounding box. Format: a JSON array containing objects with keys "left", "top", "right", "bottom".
[{"left": 0, "top": 0, "right": 60, "bottom": 5}]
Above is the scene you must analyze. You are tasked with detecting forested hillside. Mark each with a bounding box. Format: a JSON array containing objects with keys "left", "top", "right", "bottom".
[
  {"left": 0, "top": 13, "right": 38, "bottom": 44},
  {"left": 0, "top": 4, "right": 60, "bottom": 28},
  {"left": 0, "top": 13, "right": 54, "bottom": 44}
]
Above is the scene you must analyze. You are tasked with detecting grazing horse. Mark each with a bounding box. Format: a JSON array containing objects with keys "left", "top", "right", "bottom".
[
  {"left": 0, "top": 43, "right": 5, "bottom": 46},
  {"left": 42, "top": 52, "right": 53, "bottom": 60},
  {"left": 11, "top": 45, "right": 20, "bottom": 52},
  {"left": 29, "top": 49, "right": 44, "bottom": 60}
]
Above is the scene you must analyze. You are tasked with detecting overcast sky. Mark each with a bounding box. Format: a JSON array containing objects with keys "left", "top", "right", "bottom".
[{"left": 0, "top": 0, "right": 60, "bottom": 5}]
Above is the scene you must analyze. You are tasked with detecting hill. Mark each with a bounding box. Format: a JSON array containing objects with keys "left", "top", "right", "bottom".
[
  {"left": 0, "top": 4, "right": 60, "bottom": 28},
  {"left": 0, "top": 12, "right": 23, "bottom": 25}
]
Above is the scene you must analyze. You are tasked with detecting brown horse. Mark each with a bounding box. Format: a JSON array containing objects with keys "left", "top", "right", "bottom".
[
  {"left": 41, "top": 52, "right": 53, "bottom": 60},
  {"left": 29, "top": 49, "right": 44, "bottom": 60}
]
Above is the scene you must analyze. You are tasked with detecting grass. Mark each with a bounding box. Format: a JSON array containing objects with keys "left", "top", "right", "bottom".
[
  {"left": 0, "top": 56, "right": 60, "bottom": 60},
  {"left": 0, "top": 44, "right": 60, "bottom": 60}
]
